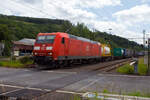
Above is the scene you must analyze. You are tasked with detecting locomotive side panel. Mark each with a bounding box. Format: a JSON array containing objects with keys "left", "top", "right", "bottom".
[
  {"left": 68, "top": 38, "right": 83, "bottom": 58},
  {"left": 91, "top": 44, "right": 101, "bottom": 57}
]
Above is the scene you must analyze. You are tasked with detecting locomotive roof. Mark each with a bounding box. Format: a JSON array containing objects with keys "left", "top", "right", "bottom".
[
  {"left": 69, "top": 34, "right": 100, "bottom": 44},
  {"left": 38, "top": 32, "right": 100, "bottom": 44}
]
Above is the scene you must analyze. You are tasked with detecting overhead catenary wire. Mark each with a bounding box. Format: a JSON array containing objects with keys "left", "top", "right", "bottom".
[
  {"left": 9, "top": 0, "right": 75, "bottom": 33},
  {"left": 47, "top": 0, "right": 116, "bottom": 33},
  {"left": 10, "top": 0, "right": 120, "bottom": 34},
  {"left": 10, "top": 0, "right": 58, "bottom": 19}
]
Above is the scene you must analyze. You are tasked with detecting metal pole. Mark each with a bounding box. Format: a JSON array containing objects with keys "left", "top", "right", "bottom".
[
  {"left": 108, "top": 28, "right": 112, "bottom": 34},
  {"left": 147, "top": 38, "right": 150, "bottom": 75},
  {"left": 143, "top": 30, "right": 145, "bottom": 47},
  {"left": 143, "top": 30, "right": 146, "bottom": 55}
]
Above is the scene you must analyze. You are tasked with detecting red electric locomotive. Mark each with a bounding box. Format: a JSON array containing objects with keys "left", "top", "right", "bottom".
[{"left": 33, "top": 32, "right": 101, "bottom": 67}]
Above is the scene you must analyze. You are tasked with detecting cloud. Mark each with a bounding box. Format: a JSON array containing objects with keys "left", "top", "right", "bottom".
[
  {"left": 141, "top": 0, "right": 147, "bottom": 3},
  {"left": 0, "top": 0, "right": 122, "bottom": 19},
  {"left": 111, "top": 5, "right": 150, "bottom": 44},
  {"left": 80, "top": 18, "right": 144, "bottom": 44},
  {"left": 22, "top": 0, "right": 39, "bottom": 4},
  {"left": 0, "top": 0, "right": 145, "bottom": 44},
  {"left": 0, "top": 0, "right": 45, "bottom": 18},
  {"left": 43, "top": 0, "right": 98, "bottom": 21},
  {"left": 76, "top": 0, "right": 122, "bottom": 8},
  {"left": 113, "top": 4, "right": 150, "bottom": 25}
]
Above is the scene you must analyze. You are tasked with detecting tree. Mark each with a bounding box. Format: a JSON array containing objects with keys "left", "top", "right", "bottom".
[
  {"left": 0, "top": 24, "right": 10, "bottom": 41},
  {"left": 0, "top": 14, "right": 144, "bottom": 56}
]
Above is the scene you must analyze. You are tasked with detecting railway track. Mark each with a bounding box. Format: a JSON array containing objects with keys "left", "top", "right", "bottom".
[
  {"left": 0, "top": 58, "right": 133, "bottom": 100},
  {"left": 93, "top": 58, "right": 132, "bottom": 73},
  {"left": 52, "top": 58, "right": 132, "bottom": 73}
]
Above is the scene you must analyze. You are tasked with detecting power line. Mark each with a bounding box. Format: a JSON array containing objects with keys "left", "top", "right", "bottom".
[
  {"left": 11, "top": 0, "right": 58, "bottom": 19},
  {"left": 127, "top": 38, "right": 148, "bottom": 39}
]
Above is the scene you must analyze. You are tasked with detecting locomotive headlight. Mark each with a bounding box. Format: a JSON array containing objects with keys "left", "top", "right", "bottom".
[
  {"left": 34, "top": 46, "right": 40, "bottom": 50},
  {"left": 48, "top": 53, "right": 52, "bottom": 55},
  {"left": 46, "top": 46, "right": 53, "bottom": 50}
]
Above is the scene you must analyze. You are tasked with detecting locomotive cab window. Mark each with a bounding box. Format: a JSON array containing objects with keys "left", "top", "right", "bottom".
[
  {"left": 36, "top": 35, "right": 56, "bottom": 43},
  {"left": 61, "top": 37, "right": 65, "bottom": 44}
]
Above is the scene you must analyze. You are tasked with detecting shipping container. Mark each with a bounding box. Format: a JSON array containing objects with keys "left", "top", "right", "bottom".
[{"left": 113, "top": 48, "right": 124, "bottom": 57}]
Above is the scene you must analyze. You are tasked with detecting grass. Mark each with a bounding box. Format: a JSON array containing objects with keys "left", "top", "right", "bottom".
[
  {"left": 0, "top": 56, "right": 33, "bottom": 68},
  {"left": 102, "top": 89, "right": 110, "bottom": 94},
  {"left": 102, "top": 89, "right": 150, "bottom": 98},
  {"left": 138, "top": 58, "right": 148, "bottom": 75},
  {"left": 117, "top": 57, "right": 148, "bottom": 75},
  {"left": 0, "top": 60, "right": 24, "bottom": 68},
  {"left": 127, "top": 91, "right": 150, "bottom": 98},
  {"left": 72, "top": 89, "right": 150, "bottom": 100}
]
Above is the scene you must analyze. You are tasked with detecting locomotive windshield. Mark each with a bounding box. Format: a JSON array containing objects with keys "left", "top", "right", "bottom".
[{"left": 36, "top": 35, "right": 56, "bottom": 43}]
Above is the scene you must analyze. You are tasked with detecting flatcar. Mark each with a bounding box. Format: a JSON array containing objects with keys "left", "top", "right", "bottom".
[{"left": 33, "top": 32, "right": 101, "bottom": 66}]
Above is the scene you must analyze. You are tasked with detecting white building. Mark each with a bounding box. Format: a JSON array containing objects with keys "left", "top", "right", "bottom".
[{"left": 13, "top": 38, "right": 35, "bottom": 56}]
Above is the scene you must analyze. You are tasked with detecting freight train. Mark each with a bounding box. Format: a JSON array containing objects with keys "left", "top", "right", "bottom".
[{"left": 33, "top": 32, "right": 138, "bottom": 67}]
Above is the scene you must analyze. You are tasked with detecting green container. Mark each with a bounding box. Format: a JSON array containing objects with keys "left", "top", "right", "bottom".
[{"left": 113, "top": 48, "right": 124, "bottom": 57}]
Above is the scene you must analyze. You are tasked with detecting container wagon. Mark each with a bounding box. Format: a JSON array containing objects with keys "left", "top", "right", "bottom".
[
  {"left": 101, "top": 44, "right": 111, "bottom": 61},
  {"left": 113, "top": 48, "right": 125, "bottom": 59}
]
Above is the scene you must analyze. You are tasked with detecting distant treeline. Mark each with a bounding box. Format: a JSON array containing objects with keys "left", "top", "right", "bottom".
[{"left": 0, "top": 14, "right": 143, "bottom": 56}]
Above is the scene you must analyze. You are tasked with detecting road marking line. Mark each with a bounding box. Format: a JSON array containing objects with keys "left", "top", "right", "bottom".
[
  {"left": 0, "top": 84, "right": 23, "bottom": 89},
  {"left": 25, "top": 87, "right": 50, "bottom": 91},
  {"left": 0, "top": 84, "right": 51, "bottom": 92},
  {"left": 98, "top": 74, "right": 150, "bottom": 78},
  {"left": 23, "top": 69, "right": 29, "bottom": 71},
  {"left": 44, "top": 89, "right": 51, "bottom": 91},
  {"left": 45, "top": 71, "right": 54, "bottom": 73},
  {"left": 78, "top": 79, "right": 100, "bottom": 91},
  {"left": 44, "top": 71, "right": 77, "bottom": 74},
  {"left": 56, "top": 90, "right": 83, "bottom": 95},
  {"left": 0, "top": 88, "right": 23, "bottom": 95}
]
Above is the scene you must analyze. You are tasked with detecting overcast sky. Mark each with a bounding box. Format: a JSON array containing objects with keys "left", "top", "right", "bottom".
[{"left": 0, "top": 0, "right": 150, "bottom": 44}]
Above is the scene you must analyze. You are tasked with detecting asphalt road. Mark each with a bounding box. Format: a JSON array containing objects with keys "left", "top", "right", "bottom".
[{"left": 0, "top": 66, "right": 150, "bottom": 99}]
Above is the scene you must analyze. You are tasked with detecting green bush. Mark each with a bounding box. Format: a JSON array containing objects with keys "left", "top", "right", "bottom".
[
  {"left": 117, "top": 64, "right": 134, "bottom": 74},
  {"left": 19, "top": 56, "right": 33, "bottom": 64},
  {"left": 0, "top": 62, "right": 3, "bottom": 66},
  {"left": 117, "top": 58, "right": 148, "bottom": 75},
  {"left": 0, "top": 56, "right": 33, "bottom": 68}
]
